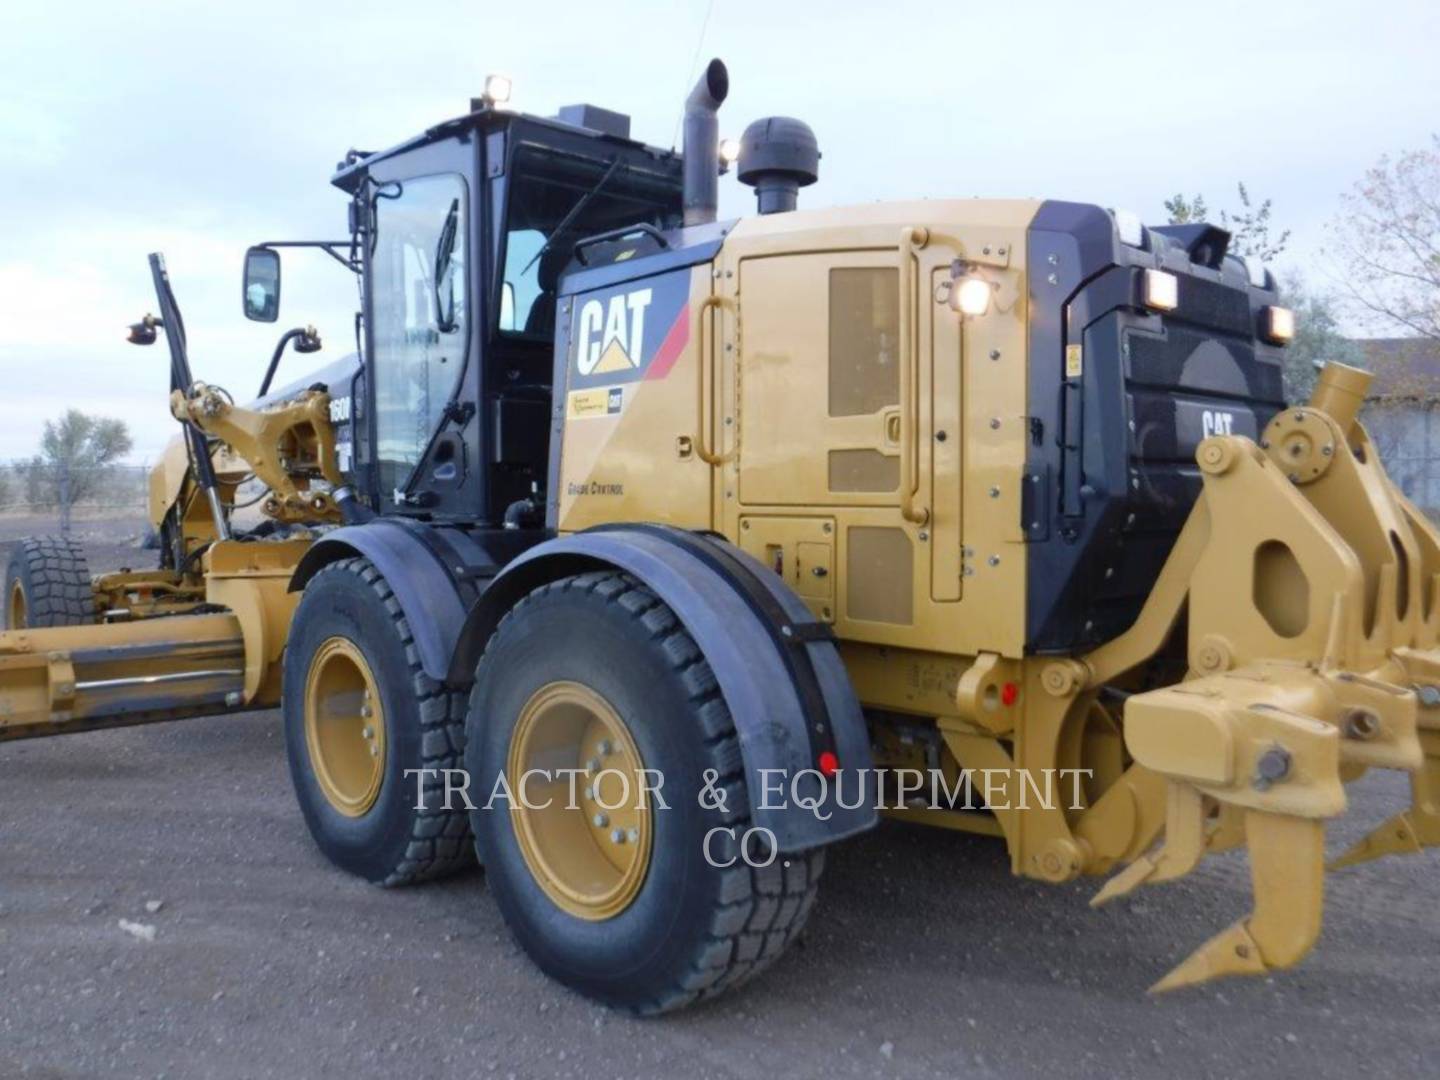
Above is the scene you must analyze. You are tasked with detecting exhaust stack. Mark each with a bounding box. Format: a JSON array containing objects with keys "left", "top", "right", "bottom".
[{"left": 682, "top": 58, "right": 729, "bottom": 227}]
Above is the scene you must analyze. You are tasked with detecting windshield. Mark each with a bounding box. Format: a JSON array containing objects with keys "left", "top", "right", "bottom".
[
  {"left": 369, "top": 172, "right": 468, "bottom": 498},
  {"left": 498, "top": 145, "right": 681, "bottom": 338}
]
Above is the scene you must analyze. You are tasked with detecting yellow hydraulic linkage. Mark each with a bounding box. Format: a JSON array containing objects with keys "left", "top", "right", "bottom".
[
  {"left": 1087, "top": 362, "right": 1440, "bottom": 990},
  {"left": 0, "top": 349, "right": 337, "bottom": 742}
]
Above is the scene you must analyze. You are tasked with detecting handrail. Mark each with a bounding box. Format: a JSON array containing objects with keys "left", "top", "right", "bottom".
[
  {"left": 899, "top": 227, "right": 930, "bottom": 525},
  {"left": 695, "top": 293, "right": 734, "bottom": 466}
]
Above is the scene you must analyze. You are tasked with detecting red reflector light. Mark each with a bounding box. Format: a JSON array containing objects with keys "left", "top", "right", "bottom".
[
  {"left": 1001, "top": 682, "right": 1019, "bottom": 706},
  {"left": 817, "top": 751, "right": 839, "bottom": 777}
]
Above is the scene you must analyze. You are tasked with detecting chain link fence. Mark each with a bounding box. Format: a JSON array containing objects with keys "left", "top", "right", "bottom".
[{"left": 0, "top": 462, "right": 151, "bottom": 537}]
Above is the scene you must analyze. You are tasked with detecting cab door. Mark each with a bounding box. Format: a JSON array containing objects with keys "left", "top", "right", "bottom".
[{"left": 364, "top": 154, "right": 479, "bottom": 518}]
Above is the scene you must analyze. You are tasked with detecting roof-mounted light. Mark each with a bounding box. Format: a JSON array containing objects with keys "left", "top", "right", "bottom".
[
  {"left": 1142, "top": 269, "right": 1179, "bottom": 312},
  {"left": 482, "top": 74, "right": 513, "bottom": 108},
  {"left": 1115, "top": 209, "right": 1145, "bottom": 249},
  {"left": 718, "top": 137, "right": 740, "bottom": 175}
]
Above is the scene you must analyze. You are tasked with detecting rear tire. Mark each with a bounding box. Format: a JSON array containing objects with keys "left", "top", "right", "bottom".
[
  {"left": 282, "top": 557, "right": 473, "bottom": 885},
  {"left": 4, "top": 537, "right": 93, "bottom": 629},
  {"left": 466, "top": 571, "right": 824, "bottom": 1014}
]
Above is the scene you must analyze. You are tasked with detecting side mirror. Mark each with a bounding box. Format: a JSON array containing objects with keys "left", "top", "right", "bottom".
[{"left": 242, "top": 246, "right": 281, "bottom": 322}]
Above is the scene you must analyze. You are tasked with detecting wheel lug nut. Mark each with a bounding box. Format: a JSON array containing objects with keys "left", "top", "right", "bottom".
[
  {"left": 362, "top": 726, "right": 374, "bottom": 740},
  {"left": 586, "top": 758, "right": 601, "bottom": 774},
  {"left": 627, "top": 828, "right": 639, "bottom": 843},
  {"left": 369, "top": 745, "right": 379, "bottom": 757},
  {"left": 610, "top": 829, "right": 626, "bottom": 844},
  {"left": 583, "top": 786, "right": 594, "bottom": 801},
  {"left": 593, "top": 813, "right": 608, "bottom": 828},
  {"left": 360, "top": 705, "right": 372, "bottom": 719},
  {"left": 597, "top": 739, "right": 613, "bottom": 755}
]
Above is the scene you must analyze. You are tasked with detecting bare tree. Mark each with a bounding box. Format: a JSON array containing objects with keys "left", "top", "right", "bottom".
[
  {"left": 1329, "top": 136, "right": 1440, "bottom": 344},
  {"left": 1163, "top": 192, "right": 1209, "bottom": 225},
  {"left": 1165, "top": 182, "right": 1290, "bottom": 261}
]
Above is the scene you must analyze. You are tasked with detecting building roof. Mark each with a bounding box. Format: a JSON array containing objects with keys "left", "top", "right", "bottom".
[{"left": 1359, "top": 338, "right": 1440, "bottom": 401}]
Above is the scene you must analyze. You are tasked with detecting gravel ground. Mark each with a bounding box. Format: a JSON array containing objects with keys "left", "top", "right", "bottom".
[{"left": 2, "top": 529, "right": 1439, "bottom": 1079}]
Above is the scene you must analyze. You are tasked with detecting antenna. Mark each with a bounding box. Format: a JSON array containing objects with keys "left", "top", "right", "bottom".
[{"left": 671, "top": 0, "right": 718, "bottom": 151}]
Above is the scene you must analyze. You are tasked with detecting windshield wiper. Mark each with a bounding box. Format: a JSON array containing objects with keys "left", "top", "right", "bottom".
[
  {"left": 520, "top": 157, "right": 623, "bottom": 276},
  {"left": 434, "top": 197, "right": 460, "bottom": 332}
]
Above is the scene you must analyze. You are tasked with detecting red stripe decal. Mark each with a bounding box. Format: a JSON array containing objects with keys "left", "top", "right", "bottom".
[{"left": 644, "top": 303, "right": 690, "bottom": 381}]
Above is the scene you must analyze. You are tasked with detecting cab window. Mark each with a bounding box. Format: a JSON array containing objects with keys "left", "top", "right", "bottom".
[
  {"left": 498, "top": 145, "right": 681, "bottom": 339},
  {"left": 369, "top": 172, "right": 468, "bottom": 497}
]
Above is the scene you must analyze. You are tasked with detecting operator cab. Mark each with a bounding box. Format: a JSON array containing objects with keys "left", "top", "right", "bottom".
[{"left": 253, "top": 91, "right": 684, "bottom": 526}]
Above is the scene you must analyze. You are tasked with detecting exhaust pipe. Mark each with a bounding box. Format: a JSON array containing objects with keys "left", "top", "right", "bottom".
[{"left": 682, "top": 58, "right": 729, "bottom": 227}]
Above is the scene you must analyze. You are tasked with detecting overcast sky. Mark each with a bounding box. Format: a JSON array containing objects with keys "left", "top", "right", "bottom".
[{"left": 1, "top": 0, "right": 1436, "bottom": 463}]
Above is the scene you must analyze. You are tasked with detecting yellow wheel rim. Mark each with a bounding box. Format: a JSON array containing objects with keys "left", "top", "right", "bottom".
[
  {"left": 7, "top": 580, "right": 26, "bottom": 630},
  {"left": 508, "top": 681, "right": 653, "bottom": 921},
  {"left": 303, "top": 637, "right": 387, "bottom": 817}
]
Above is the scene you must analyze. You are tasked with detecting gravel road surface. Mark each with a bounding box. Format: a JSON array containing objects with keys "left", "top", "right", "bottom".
[{"left": 2, "top": 532, "right": 1437, "bottom": 1079}]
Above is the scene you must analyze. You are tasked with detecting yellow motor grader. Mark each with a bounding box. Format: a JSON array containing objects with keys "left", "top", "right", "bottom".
[{"left": 3, "top": 60, "right": 1438, "bottom": 1011}]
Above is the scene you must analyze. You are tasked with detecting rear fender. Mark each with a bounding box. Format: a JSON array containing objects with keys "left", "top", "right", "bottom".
[
  {"left": 448, "top": 525, "right": 878, "bottom": 853},
  {"left": 289, "top": 519, "right": 504, "bottom": 683}
]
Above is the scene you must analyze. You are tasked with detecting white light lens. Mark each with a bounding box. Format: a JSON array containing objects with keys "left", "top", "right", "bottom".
[
  {"left": 955, "top": 277, "right": 992, "bottom": 317},
  {"left": 1142, "top": 269, "right": 1179, "bottom": 312},
  {"left": 1244, "top": 255, "right": 1269, "bottom": 289},
  {"left": 1115, "top": 209, "right": 1145, "bottom": 248},
  {"left": 719, "top": 138, "right": 740, "bottom": 166},
  {"left": 1263, "top": 305, "right": 1295, "bottom": 344},
  {"left": 484, "top": 74, "right": 513, "bottom": 104}
]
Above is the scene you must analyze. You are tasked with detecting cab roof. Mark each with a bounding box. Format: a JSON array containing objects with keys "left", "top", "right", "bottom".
[{"left": 330, "top": 103, "right": 681, "bottom": 194}]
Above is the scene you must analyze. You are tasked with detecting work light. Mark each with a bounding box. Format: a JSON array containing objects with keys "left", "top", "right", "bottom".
[
  {"left": 483, "top": 74, "right": 513, "bottom": 106},
  {"left": 1263, "top": 305, "right": 1295, "bottom": 344},
  {"left": 125, "top": 317, "right": 157, "bottom": 346},
  {"left": 1244, "top": 255, "right": 1270, "bottom": 289},
  {"left": 955, "top": 277, "right": 992, "bottom": 317},
  {"left": 719, "top": 137, "right": 740, "bottom": 174},
  {"left": 1142, "top": 269, "right": 1179, "bottom": 312},
  {"left": 1114, "top": 209, "right": 1145, "bottom": 248}
]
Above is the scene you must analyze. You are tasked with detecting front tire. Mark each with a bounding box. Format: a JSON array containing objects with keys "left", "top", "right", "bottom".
[
  {"left": 466, "top": 571, "right": 824, "bottom": 1014},
  {"left": 4, "top": 536, "right": 94, "bottom": 629},
  {"left": 282, "top": 557, "right": 473, "bottom": 885}
]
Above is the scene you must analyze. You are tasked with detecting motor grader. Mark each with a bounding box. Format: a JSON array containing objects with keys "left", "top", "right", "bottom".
[{"left": 3, "top": 58, "right": 1438, "bottom": 1012}]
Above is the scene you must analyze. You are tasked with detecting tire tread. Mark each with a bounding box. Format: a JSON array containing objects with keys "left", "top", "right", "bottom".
[
  {"left": 6, "top": 536, "right": 93, "bottom": 628},
  {"left": 482, "top": 570, "right": 823, "bottom": 1015},
  {"left": 309, "top": 557, "right": 473, "bottom": 887}
]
